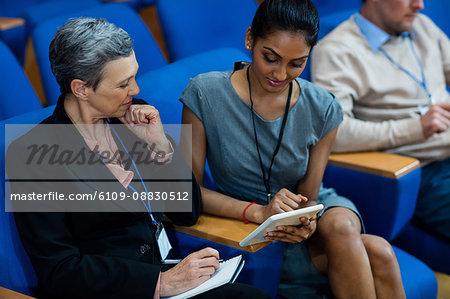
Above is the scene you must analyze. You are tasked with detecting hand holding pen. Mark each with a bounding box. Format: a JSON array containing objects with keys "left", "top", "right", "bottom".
[
  {"left": 163, "top": 258, "right": 224, "bottom": 264},
  {"left": 159, "top": 247, "right": 221, "bottom": 297}
]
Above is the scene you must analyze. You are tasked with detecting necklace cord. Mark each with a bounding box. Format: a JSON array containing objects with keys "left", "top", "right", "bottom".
[{"left": 246, "top": 65, "right": 292, "bottom": 201}]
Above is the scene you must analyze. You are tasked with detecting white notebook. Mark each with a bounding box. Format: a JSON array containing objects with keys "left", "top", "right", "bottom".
[{"left": 163, "top": 255, "right": 245, "bottom": 299}]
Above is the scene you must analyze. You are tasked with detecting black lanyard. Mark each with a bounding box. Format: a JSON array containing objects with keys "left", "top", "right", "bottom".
[{"left": 246, "top": 65, "right": 292, "bottom": 202}]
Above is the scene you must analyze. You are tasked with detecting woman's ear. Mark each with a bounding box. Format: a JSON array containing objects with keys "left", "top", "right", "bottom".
[
  {"left": 70, "top": 79, "right": 89, "bottom": 100},
  {"left": 245, "top": 27, "right": 254, "bottom": 51}
]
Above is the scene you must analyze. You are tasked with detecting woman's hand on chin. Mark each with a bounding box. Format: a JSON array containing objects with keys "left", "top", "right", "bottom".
[{"left": 119, "top": 104, "right": 171, "bottom": 152}]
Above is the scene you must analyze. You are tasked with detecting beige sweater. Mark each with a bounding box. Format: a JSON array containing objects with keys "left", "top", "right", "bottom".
[{"left": 311, "top": 14, "right": 450, "bottom": 165}]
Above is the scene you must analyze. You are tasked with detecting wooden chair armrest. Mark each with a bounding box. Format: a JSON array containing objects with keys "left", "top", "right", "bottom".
[
  {"left": 0, "top": 287, "right": 35, "bottom": 299},
  {"left": 328, "top": 152, "right": 420, "bottom": 179},
  {"left": 168, "top": 213, "right": 273, "bottom": 253},
  {"left": 0, "top": 18, "right": 25, "bottom": 31}
]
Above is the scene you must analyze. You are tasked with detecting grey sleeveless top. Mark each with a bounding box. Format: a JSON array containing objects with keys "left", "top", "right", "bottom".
[{"left": 180, "top": 69, "right": 343, "bottom": 205}]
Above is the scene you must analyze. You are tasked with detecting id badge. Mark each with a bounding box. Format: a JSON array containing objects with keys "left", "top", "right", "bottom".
[{"left": 155, "top": 222, "right": 172, "bottom": 261}]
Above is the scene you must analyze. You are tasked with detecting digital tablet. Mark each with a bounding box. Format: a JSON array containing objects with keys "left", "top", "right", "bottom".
[{"left": 239, "top": 204, "right": 324, "bottom": 247}]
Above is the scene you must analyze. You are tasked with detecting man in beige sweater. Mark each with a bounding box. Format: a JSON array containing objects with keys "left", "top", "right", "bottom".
[{"left": 311, "top": 0, "right": 450, "bottom": 240}]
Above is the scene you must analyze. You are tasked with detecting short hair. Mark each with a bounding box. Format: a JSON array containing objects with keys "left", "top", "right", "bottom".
[
  {"left": 49, "top": 17, "right": 134, "bottom": 95},
  {"left": 250, "top": 0, "right": 319, "bottom": 48}
]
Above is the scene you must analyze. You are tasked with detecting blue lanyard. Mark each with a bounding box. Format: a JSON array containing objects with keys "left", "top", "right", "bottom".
[
  {"left": 96, "top": 119, "right": 157, "bottom": 226},
  {"left": 379, "top": 38, "right": 432, "bottom": 100}
]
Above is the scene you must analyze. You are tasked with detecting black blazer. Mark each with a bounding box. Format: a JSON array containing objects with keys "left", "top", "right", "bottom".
[{"left": 6, "top": 96, "right": 201, "bottom": 299}]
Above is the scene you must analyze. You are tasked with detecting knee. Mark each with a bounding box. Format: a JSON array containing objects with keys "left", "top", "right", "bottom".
[
  {"left": 364, "top": 236, "right": 397, "bottom": 269},
  {"left": 319, "top": 215, "right": 360, "bottom": 239}
]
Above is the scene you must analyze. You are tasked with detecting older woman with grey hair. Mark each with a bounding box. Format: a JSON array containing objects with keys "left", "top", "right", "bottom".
[{"left": 7, "top": 17, "right": 268, "bottom": 299}]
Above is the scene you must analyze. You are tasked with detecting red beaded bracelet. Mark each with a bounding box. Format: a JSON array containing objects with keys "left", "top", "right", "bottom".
[{"left": 242, "top": 202, "right": 256, "bottom": 224}]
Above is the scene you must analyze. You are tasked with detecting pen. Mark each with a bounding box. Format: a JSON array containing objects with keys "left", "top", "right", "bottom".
[{"left": 162, "top": 258, "right": 224, "bottom": 264}]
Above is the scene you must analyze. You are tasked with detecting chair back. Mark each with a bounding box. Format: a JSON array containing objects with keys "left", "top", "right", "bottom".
[
  {"left": 137, "top": 48, "right": 249, "bottom": 189},
  {"left": 394, "top": 222, "right": 450, "bottom": 274},
  {"left": 421, "top": 0, "right": 450, "bottom": 36},
  {"left": 0, "top": 106, "right": 55, "bottom": 296},
  {"left": 137, "top": 47, "right": 249, "bottom": 126},
  {"left": 32, "top": 3, "right": 167, "bottom": 106},
  {"left": 311, "top": 0, "right": 360, "bottom": 17},
  {"left": 156, "top": 0, "right": 257, "bottom": 61},
  {"left": 1, "top": 0, "right": 39, "bottom": 17},
  {"left": 23, "top": 0, "right": 100, "bottom": 33},
  {"left": 0, "top": 40, "right": 42, "bottom": 120}
]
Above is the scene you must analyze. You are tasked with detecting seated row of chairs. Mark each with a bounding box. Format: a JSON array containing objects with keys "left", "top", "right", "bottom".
[
  {"left": 0, "top": 0, "right": 374, "bottom": 112},
  {"left": 1, "top": 3, "right": 168, "bottom": 118},
  {"left": 1, "top": 0, "right": 149, "bottom": 65},
  {"left": 1, "top": 0, "right": 152, "bottom": 19},
  {"left": 2, "top": 0, "right": 448, "bottom": 66},
  {"left": 3, "top": 0, "right": 447, "bottom": 77},
  {"left": 2, "top": 0, "right": 450, "bottom": 257},
  {"left": 0, "top": 46, "right": 441, "bottom": 298}
]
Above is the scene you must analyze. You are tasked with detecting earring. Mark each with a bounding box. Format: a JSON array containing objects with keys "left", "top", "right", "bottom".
[{"left": 246, "top": 45, "right": 251, "bottom": 50}]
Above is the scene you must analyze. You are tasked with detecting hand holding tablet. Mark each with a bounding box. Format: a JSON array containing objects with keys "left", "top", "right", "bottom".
[{"left": 239, "top": 204, "right": 324, "bottom": 247}]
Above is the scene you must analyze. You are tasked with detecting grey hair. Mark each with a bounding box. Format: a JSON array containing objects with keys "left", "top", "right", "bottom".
[{"left": 49, "top": 17, "right": 134, "bottom": 95}]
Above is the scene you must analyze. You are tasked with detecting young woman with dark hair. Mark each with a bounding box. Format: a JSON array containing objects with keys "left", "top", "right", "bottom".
[{"left": 181, "top": 0, "right": 406, "bottom": 298}]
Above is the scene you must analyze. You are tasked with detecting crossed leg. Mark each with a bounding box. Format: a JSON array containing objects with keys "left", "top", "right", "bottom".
[{"left": 308, "top": 207, "right": 405, "bottom": 299}]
